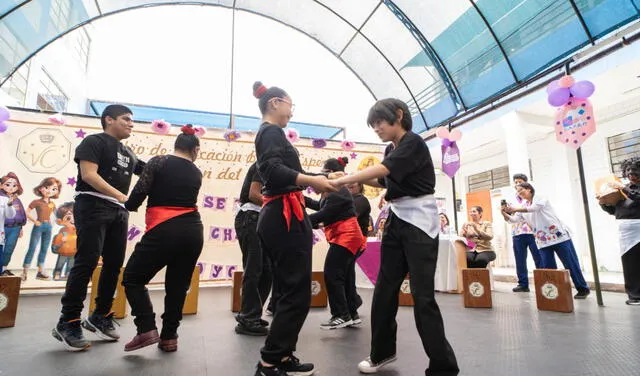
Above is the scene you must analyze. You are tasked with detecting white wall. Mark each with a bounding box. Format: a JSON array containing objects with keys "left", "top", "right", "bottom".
[{"left": 442, "top": 105, "right": 640, "bottom": 273}]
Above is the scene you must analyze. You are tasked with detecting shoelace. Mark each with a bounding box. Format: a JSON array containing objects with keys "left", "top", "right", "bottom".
[{"left": 102, "top": 313, "right": 121, "bottom": 329}]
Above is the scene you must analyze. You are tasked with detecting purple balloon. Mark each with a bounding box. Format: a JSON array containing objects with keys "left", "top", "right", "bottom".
[
  {"left": 546, "top": 80, "right": 560, "bottom": 94},
  {"left": 0, "top": 121, "right": 7, "bottom": 133},
  {"left": 0, "top": 105, "right": 9, "bottom": 122},
  {"left": 570, "top": 80, "right": 595, "bottom": 99},
  {"left": 548, "top": 88, "right": 571, "bottom": 107}
]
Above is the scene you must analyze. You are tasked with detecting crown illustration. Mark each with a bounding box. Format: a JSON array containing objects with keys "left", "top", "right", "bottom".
[{"left": 39, "top": 134, "right": 55, "bottom": 143}]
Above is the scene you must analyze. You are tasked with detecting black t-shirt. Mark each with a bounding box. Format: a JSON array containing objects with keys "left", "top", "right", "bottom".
[
  {"left": 125, "top": 155, "right": 202, "bottom": 211},
  {"left": 353, "top": 194, "right": 372, "bottom": 236},
  {"left": 255, "top": 123, "right": 315, "bottom": 196},
  {"left": 378, "top": 131, "right": 436, "bottom": 201},
  {"left": 239, "top": 162, "right": 263, "bottom": 205},
  {"left": 307, "top": 187, "right": 357, "bottom": 228},
  {"left": 75, "top": 133, "right": 145, "bottom": 195}
]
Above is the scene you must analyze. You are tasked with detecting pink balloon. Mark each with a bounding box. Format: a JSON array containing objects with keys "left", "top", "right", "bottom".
[
  {"left": 449, "top": 129, "right": 462, "bottom": 142},
  {"left": 570, "top": 80, "right": 595, "bottom": 99},
  {"left": 546, "top": 80, "right": 560, "bottom": 93},
  {"left": 435, "top": 127, "right": 449, "bottom": 139},
  {"left": 0, "top": 105, "right": 9, "bottom": 122},
  {"left": 548, "top": 88, "right": 571, "bottom": 107},
  {"left": 0, "top": 121, "right": 7, "bottom": 133},
  {"left": 558, "top": 75, "right": 575, "bottom": 89}
]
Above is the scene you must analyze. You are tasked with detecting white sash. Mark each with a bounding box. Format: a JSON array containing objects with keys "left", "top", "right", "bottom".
[
  {"left": 389, "top": 194, "right": 439, "bottom": 239},
  {"left": 618, "top": 219, "right": 640, "bottom": 256}
]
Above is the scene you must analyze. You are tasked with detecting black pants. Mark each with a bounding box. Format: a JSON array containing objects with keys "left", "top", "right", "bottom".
[
  {"left": 347, "top": 249, "right": 364, "bottom": 316},
  {"left": 466, "top": 250, "right": 496, "bottom": 268},
  {"left": 235, "top": 210, "right": 272, "bottom": 323},
  {"left": 324, "top": 243, "right": 356, "bottom": 318},
  {"left": 622, "top": 242, "right": 640, "bottom": 300},
  {"left": 371, "top": 211, "right": 458, "bottom": 376},
  {"left": 257, "top": 198, "right": 312, "bottom": 364},
  {"left": 122, "top": 212, "right": 203, "bottom": 339},
  {"left": 60, "top": 196, "right": 128, "bottom": 321}
]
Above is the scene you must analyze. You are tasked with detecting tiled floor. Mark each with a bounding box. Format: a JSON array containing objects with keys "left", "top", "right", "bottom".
[{"left": 1, "top": 283, "right": 638, "bottom": 376}]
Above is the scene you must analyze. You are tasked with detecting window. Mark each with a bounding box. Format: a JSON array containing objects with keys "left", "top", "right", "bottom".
[
  {"left": 49, "top": 0, "right": 71, "bottom": 34},
  {"left": 467, "top": 165, "right": 510, "bottom": 193},
  {"left": 608, "top": 130, "right": 640, "bottom": 176},
  {"left": 37, "top": 69, "right": 68, "bottom": 112},
  {"left": 2, "top": 61, "right": 30, "bottom": 106},
  {"left": 73, "top": 28, "right": 91, "bottom": 71}
]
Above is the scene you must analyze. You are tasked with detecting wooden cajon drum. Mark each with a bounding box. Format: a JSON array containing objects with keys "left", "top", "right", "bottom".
[
  {"left": 182, "top": 266, "right": 200, "bottom": 315},
  {"left": 398, "top": 275, "right": 414, "bottom": 306},
  {"left": 310, "top": 271, "right": 328, "bottom": 308},
  {"left": 231, "top": 270, "right": 243, "bottom": 313},
  {"left": 89, "top": 267, "right": 127, "bottom": 319},
  {"left": 462, "top": 269, "right": 492, "bottom": 308},
  {"left": 534, "top": 269, "right": 574, "bottom": 313},
  {"left": 0, "top": 276, "right": 21, "bottom": 328}
]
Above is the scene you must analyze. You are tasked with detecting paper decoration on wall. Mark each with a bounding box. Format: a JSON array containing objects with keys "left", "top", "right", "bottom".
[
  {"left": 312, "top": 138, "right": 327, "bottom": 148},
  {"left": 286, "top": 128, "right": 299, "bottom": 143},
  {"left": 48, "top": 113, "right": 66, "bottom": 125},
  {"left": 435, "top": 127, "right": 461, "bottom": 178},
  {"left": 194, "top": 126, "right": 206, "bottom": 137},
  {"left": 341, "top": 140, "right": 356, "bottom": 151},
  {"left": 0, "top": 105, "right": 10, "bottom": 133},
  {"left": 554, "top": 99, "right": 596, "bottom": 149},
  {"left": 224, "top": 129, "right": 241, "bottom": 142},
  {"left": 151, "top": 119, "right": 171, "bottom": 135}
]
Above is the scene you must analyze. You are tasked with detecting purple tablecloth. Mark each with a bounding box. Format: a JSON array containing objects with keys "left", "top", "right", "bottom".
[{"left": 357, "top": 240, "right": 381, "bottom": 285}]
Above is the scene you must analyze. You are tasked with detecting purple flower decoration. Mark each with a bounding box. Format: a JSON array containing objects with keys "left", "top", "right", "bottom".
[
  {"left": 224, "top": 129, "right": 241, "bottom": 142},
  {"left": 312, "top": 138, "right": 327, "bottom": 148},
  {"left": 151, "top": 119, "right": 171, "bottom": 135},
  {"left": 306, "top": 186, "right": 316, "bottom": 194}
]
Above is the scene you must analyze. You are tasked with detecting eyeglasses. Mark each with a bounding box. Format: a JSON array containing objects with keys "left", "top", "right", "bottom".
[{"left": 272, "top": 97, "right": 295, "bottom": 112}]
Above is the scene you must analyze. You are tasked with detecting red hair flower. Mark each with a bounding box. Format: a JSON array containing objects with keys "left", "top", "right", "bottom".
[{"left": 181, "top": 124, "right": 196, "bottom": 135}]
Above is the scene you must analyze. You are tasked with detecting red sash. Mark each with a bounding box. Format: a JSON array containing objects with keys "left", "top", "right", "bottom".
[
  {"left": 262, "top": 191, "right": 305, "bottom": 232},
  {"left": 324, "top": 217, "right": 366, "bottom": 254},
  {"left": 145, "top": 206, "right": 197, "bottom": 233}
]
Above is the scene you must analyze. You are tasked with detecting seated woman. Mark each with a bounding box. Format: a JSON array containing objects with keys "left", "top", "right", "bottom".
[
  {"left": 456, "top": 206, "right": 495, "bottom": 268},
  {"left": 439, "top": 213, "right": 450, "bottom": 234}
]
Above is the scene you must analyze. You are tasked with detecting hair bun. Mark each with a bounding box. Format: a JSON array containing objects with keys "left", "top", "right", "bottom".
[
  {"left": 337, "top": 157, "right": 348, "bottom": 167},
  {"left": 253, "top": 81, "right": 268, "bottom": 99},
  {"left": 181, "top": 124, "right": 196, "bottom": 135}
]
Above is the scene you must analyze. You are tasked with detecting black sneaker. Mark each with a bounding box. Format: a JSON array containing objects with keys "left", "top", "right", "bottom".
[
  {"left": 235, "top": 323, "right": 268, "bottom": 336},
  {"left": 512, "top": 285, "right": 530, "bottom": 293},
  {"left": 626, "top": 299, "right": 640, "bottom": 306},
  {"left": 349, "top": 313, "right": 362, "bottom": 327},
  {"left": 254, "top": 363, "right": 287, "bottom": 376},
  {"left": 82, "top": 312, "right": 120, "bottom": 341},
  {"left": 574, "top": 289, "right": 590, "bottom": 299},
  {"left": 259, "top": 319, "right": 269, "bottom": 327},
  {"left": 52, "top": 319, "right": 91, "bottom": 352},
  {"left": 320, "top": 315, "right": 353, "bottom": 330},
  {"left": 278, "top": 355, "right": 314, "bottom": 375},
  {"left": 1, "top": 270, "right": 14, "bottom": 276}
]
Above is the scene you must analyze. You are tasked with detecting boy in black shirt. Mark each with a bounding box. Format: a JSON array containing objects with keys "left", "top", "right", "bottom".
[
  {"left": 332, "top": 99, "right": 459, "bottom": 375},
  {"left": 234, "top": 162, "right": 272, "bottom": 336},
  {"left": 52, "top": 104, "right": 145, "bottom": 351}
]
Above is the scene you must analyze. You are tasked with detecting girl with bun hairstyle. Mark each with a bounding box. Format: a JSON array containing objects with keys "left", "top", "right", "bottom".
[
  {"left": 305, "top": 157, "right": 366, "bottom": 330},
  {"left": 252, "top": 81, "right": 335, "bottom": 376},
  {"left": 121, "top": 124, "right": 205, "bottom": 353}
]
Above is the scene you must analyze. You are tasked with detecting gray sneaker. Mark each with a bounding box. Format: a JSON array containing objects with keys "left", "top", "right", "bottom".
[
  {"left": 52, "top": 319, "right": 90, "bottom": 352},
  {"left": 82, "top": 312, "right": 120, "bottom": 341}
]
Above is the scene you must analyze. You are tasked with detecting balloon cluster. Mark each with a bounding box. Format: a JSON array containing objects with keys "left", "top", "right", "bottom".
[
  {"left": 0, "top": 105, "right": 9, "bottom": 133},
  {"left": 547, "top": 75, "right": 595, "bottom": 107}
]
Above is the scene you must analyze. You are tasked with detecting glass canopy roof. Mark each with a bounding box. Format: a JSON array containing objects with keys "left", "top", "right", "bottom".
[{"left": 1, "top": 1, "right": 638, "bottom": 133}]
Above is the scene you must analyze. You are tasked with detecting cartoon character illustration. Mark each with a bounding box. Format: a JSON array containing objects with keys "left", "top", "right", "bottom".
[
  {"left": 51, "top": 202, "right": 76, "bottom": 281},
  {"left": 22, "top": 177, "right": 62, "bottom": 281},
  {"left": 358, "top": 156, "right": 384, "bottom": 199},
  {"left": 0, "top": 172, "right": 27, "bottom": 276}
]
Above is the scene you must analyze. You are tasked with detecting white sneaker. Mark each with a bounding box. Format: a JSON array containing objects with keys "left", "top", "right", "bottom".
[{"left": 357, "top": 355, "right": 397, "bottom": 373}]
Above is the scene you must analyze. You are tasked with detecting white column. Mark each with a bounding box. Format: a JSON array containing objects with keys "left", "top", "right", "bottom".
[{"left": 501, "top": 111, "right": 531, "bottom": 180}]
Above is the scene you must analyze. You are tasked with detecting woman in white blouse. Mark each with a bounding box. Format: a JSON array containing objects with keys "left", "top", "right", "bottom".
[{"left": 505, "top": 182, "right": 590, "bottom": 299}]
